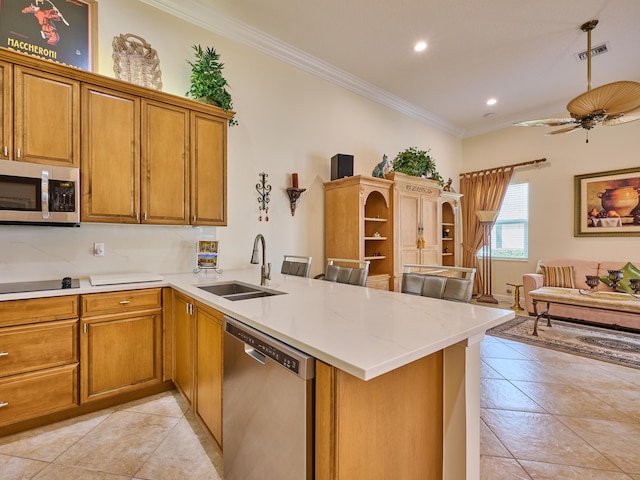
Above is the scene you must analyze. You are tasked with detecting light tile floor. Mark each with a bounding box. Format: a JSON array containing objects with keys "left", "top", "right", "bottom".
[
  {"left": 481, "top": 332, "right": 640, "bottom": 479},
  {"left": 1, "top": 329, "right": 639, "bottom": 479},
  {"left": 0, "top": 390, "right": 223, "bottom": 480}
]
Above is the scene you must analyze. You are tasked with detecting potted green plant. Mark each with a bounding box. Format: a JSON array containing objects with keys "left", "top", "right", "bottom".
[
  {"left": 391, "top": 146, "right": 444, "bottom": 185},
  {"left": 186, "top": 45, "right": 237, "bottom": 126}
]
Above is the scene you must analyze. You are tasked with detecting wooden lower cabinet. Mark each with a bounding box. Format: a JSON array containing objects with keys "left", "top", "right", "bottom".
[
  {"left": 0, "top": 364, "right": 78, "bottom": 427},
  {"left": 0, "top": 296, "right": 79, "bottom": 428},
  {"left": 173, "top": 291, "right": 194, "bottom": 403},
  {"left": 80, "top": 289, "right": 163, "bottom": 403},
  {"left": 171, "top": 293, "right": 223, "bottom": 449},
  {"left": 0, "top": 319, "right": 77, "bottom": 377},
  {"left": 195, "top": 303, "right": 223, "bottom": 447},
  {"left": 315, "top": 351, "right": 443, "bottom": 480}
]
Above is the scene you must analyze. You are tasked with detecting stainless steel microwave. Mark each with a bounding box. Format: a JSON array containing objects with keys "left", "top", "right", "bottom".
[{"left": 0, "top": 160, "right": 80, "bottom": 226}]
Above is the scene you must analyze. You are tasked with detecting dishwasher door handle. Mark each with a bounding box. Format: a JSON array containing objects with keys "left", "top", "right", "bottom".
[{"left": 244, "top": 344, "right": 266, "bottom": 365}]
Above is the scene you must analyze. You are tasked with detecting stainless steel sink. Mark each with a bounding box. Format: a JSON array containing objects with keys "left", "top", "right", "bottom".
[{"left": 198, "top": 281, "right": 285, "bottom": 301}]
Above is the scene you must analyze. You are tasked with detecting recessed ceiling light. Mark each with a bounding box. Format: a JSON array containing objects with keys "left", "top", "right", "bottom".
[
  {"left": 486, "top": 98, "right": 497, "bottom": 106},
  {"left": 414, "top": 41, "right": 427, "bottom": 52}
]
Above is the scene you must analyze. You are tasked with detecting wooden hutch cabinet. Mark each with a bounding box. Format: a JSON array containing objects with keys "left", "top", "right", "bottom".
[{"left": 324, "top": 175, "right": 394, "bottom": 290}]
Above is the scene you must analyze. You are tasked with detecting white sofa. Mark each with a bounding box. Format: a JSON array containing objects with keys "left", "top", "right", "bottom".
[{"left": 523, "top": 259, "right": 640, "bottom": 331}]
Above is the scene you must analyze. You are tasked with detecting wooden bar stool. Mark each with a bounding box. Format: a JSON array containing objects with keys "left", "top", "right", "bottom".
[{"left": 506, "top": 282, "right": 524, "bottom": 311}]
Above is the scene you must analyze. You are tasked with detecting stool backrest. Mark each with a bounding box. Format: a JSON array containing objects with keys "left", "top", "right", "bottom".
[
  {"left": 401, "top": 264, "right": 476, "bottom": 303},
  {"left": 322, "top": 258, "right": 370, "bottom": 286},
  {"left": 281, "top": 255, "right": 312, "bottom": 278}
]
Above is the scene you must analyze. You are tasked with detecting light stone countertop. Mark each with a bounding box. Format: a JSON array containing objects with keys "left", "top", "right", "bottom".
[{"left": 0, "top": 268, "right": 514, "bottom": 380}]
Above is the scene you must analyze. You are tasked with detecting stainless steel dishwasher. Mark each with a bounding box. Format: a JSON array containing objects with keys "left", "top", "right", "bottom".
[{"left": 223, "top": 316, "right": 315, "bottom": 480}]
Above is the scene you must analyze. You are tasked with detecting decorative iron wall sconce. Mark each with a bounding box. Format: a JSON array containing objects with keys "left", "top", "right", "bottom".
[
  {"left": 256, "top": 172, "right": 271, "bottom": 221},
  {"left": 286, "top": 172, "right": 306, "bottom": 216}
]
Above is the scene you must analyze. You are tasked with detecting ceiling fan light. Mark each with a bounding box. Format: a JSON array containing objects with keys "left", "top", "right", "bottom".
[{"left": 515, "top": 19, "right": 640, "bottom": 138}]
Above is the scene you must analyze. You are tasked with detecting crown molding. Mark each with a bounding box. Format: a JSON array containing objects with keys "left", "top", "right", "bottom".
[{"left": 139, "top": 0, "right": 464, "bottom": 138}]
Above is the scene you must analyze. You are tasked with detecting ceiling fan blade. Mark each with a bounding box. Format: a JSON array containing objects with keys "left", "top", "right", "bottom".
[
  {"left": 545, "top": 125, "right": 583, "bottom": 135},
  {"left": 513, "top": 118, "right": 575, "bottom": 127},
  {"left": 603, "top": 106, "right": 640, "bottom": 126},
  {"left": 567, "top": 81, "right": 640, "bottom": 117}
]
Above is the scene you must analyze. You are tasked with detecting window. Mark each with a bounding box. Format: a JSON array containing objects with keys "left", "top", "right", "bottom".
[{"left": 491, "top": 182, "right": 528, "bottom": 259}]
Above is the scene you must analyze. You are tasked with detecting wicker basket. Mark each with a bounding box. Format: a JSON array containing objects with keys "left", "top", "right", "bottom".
[{"left": 112, "top": 33, "right": 162, "bottom": 90}]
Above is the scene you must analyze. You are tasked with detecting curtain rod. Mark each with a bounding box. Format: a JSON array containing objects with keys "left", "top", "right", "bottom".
[{"left": 460, "top": 158, "right": 547, "bottom": 177}]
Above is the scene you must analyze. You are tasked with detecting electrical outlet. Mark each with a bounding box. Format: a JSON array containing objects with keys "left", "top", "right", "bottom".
[
  {"left": 506, "top": 286, "right": 513, "bottom": 294},
  {"left": 94, "top": 243, "right": 105, "bottom": 257}
]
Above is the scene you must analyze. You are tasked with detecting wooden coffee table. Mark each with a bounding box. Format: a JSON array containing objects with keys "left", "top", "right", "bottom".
[{"left": 529, "top": 287, "right": 640, "bottom": 336}]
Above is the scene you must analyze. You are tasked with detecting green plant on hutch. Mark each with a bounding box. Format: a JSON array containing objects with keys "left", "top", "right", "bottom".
[
  {"left": 186, "top": 45, "right": 237, "bottom": 126},
  {"left": 391, "top": 147, "right": 444, "bottom": 185}
]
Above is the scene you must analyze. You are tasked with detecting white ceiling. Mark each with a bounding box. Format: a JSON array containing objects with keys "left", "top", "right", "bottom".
[{"left": 144, "top": 0, "right": 640, "bottom": 138}]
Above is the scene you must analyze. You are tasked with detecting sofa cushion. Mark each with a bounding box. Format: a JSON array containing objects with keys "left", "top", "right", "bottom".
[
  {"left": 541, "top": 265, "right": 575, "bottom": 288},
  {"left": 599, "top": 261, "right": 640, "bottom": 294},
  {"left": 536, "top": 259, "right": 598, "bottom": 290}
]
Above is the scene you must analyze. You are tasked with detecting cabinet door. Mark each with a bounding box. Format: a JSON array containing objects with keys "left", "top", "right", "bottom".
[
  {"left": 420, "top": 194, "right": 441, "bottom": 265},
  {"left": 81, "top": 310, "right": 162, "bottom": 403},
  {"left": 0, "top": 60, "right": 11, "bottom": 160},
  {"left": 81, "top": 85, "right": 140, "bottom": 223},
  {"left": 173, "top": 292, "right": 194, "bottom": 403},
  {"left": 195, "top": 303, "right": 223, "bottom": 447},
  {"left": 141, "top": 100, "right": 189, "bottom": 225},
  {"left": 14, "top": 66, "right": 79, "bottom": 166},
  {"left": 396, "top": 190, "right": 421, "bottom": 270},
  {"left": 190, "top": 111, "right": 227, "bottom": 225}
]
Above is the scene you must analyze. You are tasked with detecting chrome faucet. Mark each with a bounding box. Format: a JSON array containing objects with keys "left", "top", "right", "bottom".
[{"left": 250, "top": 234, "right": 271, "bottom": 286}]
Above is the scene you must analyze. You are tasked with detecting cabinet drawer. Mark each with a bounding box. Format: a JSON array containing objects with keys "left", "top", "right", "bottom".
[
  {"left": 0, "top": 319, "right": 78, "bottom": 377},
  {"left": 81, "top": 288, "right": 162, "bottom": 316},
  {"left": 0, "top": 296, "right": 78, "bottom": 328},
  {"left": 0, "top": 364, "right": 78, "bottom": 427}
]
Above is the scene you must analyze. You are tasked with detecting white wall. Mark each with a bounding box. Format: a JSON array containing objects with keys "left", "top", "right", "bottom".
[
  {"left": 462, "top": 120, "right": 640, "bottom": 299},
  {"left": 0, "top": 0, "right": 461, "bottom": 283}
]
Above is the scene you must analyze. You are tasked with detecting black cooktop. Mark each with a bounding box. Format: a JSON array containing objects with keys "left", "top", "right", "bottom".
[{"left": 0, "top": 277, "right": 80, "bottom": 295}]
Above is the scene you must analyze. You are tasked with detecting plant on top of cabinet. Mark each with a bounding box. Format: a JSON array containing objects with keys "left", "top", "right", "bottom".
[
  {"left": 391, "top": 147, "right": 444, "bottom": 186},
  {"left": 186, "top": 45, "right": 237, "bottom": 126}
]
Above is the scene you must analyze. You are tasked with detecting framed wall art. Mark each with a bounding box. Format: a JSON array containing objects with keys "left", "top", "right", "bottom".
[
  {"left": 0, "top": 0, "right": 97, "bottom": 71},
  {"left": 574, "top": 167, "right": 640, "bottom": 237}
]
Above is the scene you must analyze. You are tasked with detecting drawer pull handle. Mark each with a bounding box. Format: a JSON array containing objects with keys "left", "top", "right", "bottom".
[
  {"left": 0, "top": 402, "right": 8, "bottom": 408},
  {"left": 0, "top": 352, "right": 7, "bottom": 358},
  {"left": 119, "top": 300, "right": 131, "bottom": 305}
]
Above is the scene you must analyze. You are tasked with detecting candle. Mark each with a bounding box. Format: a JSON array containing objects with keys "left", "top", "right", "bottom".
[{"left": 292, "top": 173, "right": 299, "bottom": 188}]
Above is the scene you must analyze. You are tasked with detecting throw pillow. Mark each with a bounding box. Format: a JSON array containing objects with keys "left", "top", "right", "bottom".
[
  {"left": 541, "top": 265, "right": 575, "bottom": 288},
  {"left": 599, "top": 262, "right": 640, "bottom": 294}
]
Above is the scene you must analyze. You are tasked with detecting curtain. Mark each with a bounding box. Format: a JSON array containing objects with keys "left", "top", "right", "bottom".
[{"left": 460, "top": 167, "right": 514, "bottom": 295}]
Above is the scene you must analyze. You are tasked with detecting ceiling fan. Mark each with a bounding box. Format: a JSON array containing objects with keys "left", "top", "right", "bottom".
[{"left": 514, "top": 20, "right": 640, "bottom": 142}]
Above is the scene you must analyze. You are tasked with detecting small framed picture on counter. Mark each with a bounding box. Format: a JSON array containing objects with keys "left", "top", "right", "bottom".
[{"left": 197, "top": 240, "right": 219, "bottom": 269}]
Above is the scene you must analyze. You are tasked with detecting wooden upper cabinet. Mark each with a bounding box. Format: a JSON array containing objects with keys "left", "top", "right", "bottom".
[
  {"left": 142, "top": 100, "right": 189, "bottom": 225},
  {"left": 81, "top": 84, "right": 140, "bottom": 223},
  {"left": 191, "top": 111, "right": 227, "bottom": 226},
  {"left": 0, "top": 61, "right": 12, "bottom": 160},
  {"left": 14, "top": 66, "right": 80, "bottom": 166}
]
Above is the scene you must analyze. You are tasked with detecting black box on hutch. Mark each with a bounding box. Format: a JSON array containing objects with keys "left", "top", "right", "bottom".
[{"left": 331, "top": 154, "right": 354, "bottom": 180}]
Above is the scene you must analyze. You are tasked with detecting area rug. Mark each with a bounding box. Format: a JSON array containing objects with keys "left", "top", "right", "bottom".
[{"left": 487, "top": 315, "right": 640, "bottom": 369}]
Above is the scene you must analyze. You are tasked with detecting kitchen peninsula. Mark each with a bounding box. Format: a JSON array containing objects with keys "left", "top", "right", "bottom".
[{"left": 0, "top": 269, "right": 513, "bottom": 479}]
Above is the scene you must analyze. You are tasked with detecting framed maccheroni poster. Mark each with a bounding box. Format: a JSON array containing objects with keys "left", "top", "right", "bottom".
[{"left": 0, "top": 0, "right": 97, "bottom": 71}]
